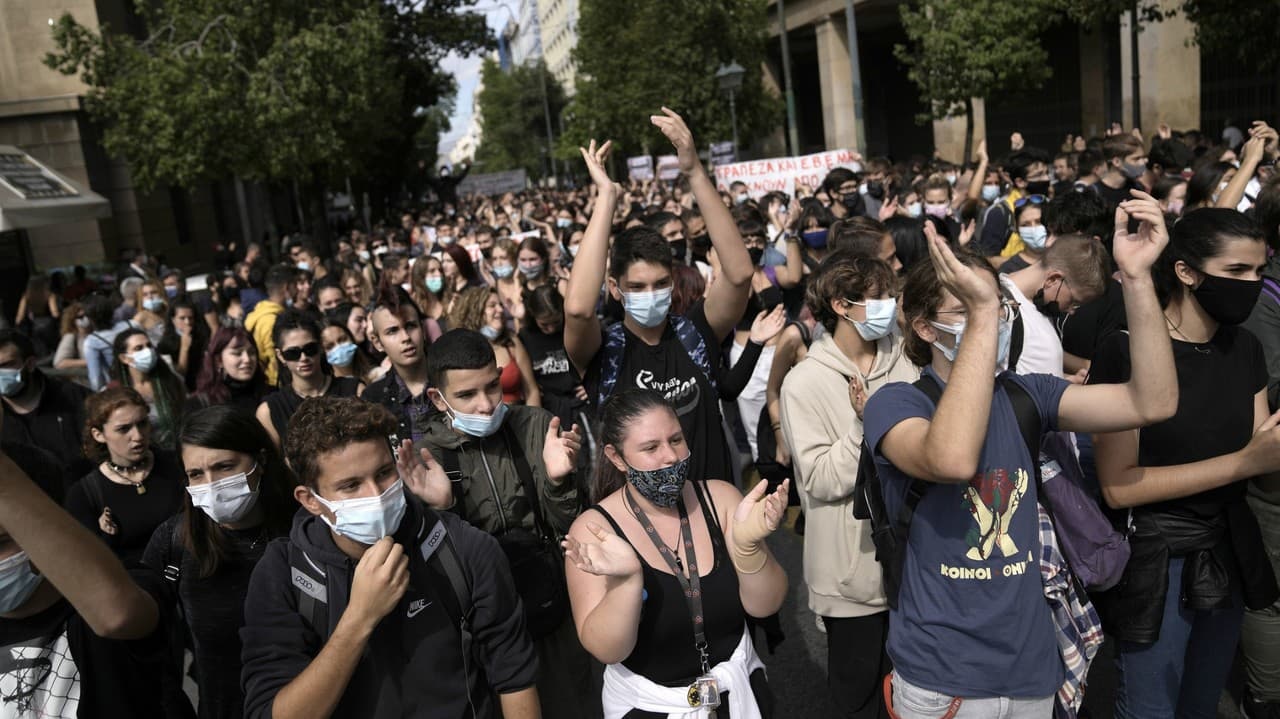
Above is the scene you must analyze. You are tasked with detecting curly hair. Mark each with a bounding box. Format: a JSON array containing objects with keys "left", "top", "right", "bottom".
[
  {"left": 83, "top": 387, "right": 150, "bottom": 461},
  {"left": 448, "top": 286, "right": 511, "bottom": 345},
  {"left": 804, "top": 251, "right": 899, "bottom": 335},
  {"left": 285, "top": 397, "right": 398, "bottom": 488}
]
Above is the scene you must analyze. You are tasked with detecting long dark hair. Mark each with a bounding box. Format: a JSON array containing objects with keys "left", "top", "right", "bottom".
[
  {"left": 1152, "top": 207, "right": 1265, "bottom": 308},
  {"left": 194, "top": 326, "right": 268, "bottom": 405},
  {"left": 110, "top": 327, "right": 186, "bottom": 449},
  {"left": 157, "top": 298, "right": 210, "bottom": 390},
  {"left": 270, "top": 310, "right": 330, "bottom": 387},
  {"left": 591, "top": 388, "right": 675, "bottom": 503},
  {"left": 179, "top": 405, "right": 297, "bottom": 578},
  {"left": 443, "top": 243, "right": 482, "bottom": 286}
]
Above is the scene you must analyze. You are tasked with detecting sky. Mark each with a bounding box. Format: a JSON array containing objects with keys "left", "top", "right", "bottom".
[{"left": 435, "top": 5, "right": 512, "bottom": 160}]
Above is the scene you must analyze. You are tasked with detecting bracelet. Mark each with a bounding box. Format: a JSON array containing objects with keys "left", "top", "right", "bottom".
[{"left": 770, "top": 422, "right": 782, "bottom": 431}]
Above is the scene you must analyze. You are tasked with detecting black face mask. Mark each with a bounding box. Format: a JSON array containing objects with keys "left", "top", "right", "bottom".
[
  {"left": 747, "top": 247, "right": 765, "bottom": 266},
  {"left": 1032, "top": 287, "right": 1062, "bottom": 317},
  {"left": 841, "top": 192, "right": 862, "bottom": 210},
  {"left": 1026, "top": 180, "right": 1051, "bottom": 196},
  {"left": 669, "top": 241, "right": 688, "bottom": 264},
  {"left": 865, "top": 180, "right": 885, "bottom": 200},
  {"left": 1192, "top": 271, "right": 1262, "bottom": 326}
]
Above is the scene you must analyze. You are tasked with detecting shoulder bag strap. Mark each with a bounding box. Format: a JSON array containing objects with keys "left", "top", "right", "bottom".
[{"left": 501, "top": 423, "right": 551, "bottom": 541}]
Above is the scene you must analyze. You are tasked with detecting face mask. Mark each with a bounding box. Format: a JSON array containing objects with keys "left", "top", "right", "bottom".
[
  {"left": 735, "top": 192, "right": 749, "bottom": 205},
  {"left": 906, "top": 202, "right": 923, "bottom": 218},
  {"left": 847, "top": 298, "right": 897, "bottom": 341},
  {"left": 1167, "top": 199, "right": 1184, "bottom": 216},
  {"left": 164, "top": 287, "right": 179, "bottom": 299},
  {"left": 425, "top": 276, "right": 444, "bottom": 293},
  {"left": 568, "top": 245, "right": 581, "bottom": 257},
  {"left": 76, "top": 316, "right": 92, "bottom": 330},
  {"left": 930, "top": 318, "right": 1013, "bottom": 368},
  {"left": 492, "top": 264, "right": 515, "bottom": 279},
  {"left": 924, "top": 202, "right": 949, "bottom": 219},
  {"left": 0, "top": 368, "right": 23, "bottom": 397},
  {"left": 625, "top": 454, "right": 691, "bottom": 508},
  {"left": 1033, "top": 280, "right": 1066, "bottom": 316},
  {"left": 748, "top": 247, "right": 765, "bottom": 266},
  {"left": 801, "top": 229, "right": 829, "bottom": 249},
  {"left": 982, "top": 185, "right": 1000, "bottom": 202},
  {"left": 556, "top": 217, "right": 573, "bottom": 229},
  {"left": 1018, "top": 225, "right": 1048, "bottom": 251},
  {"left": 623, "top": 287, "right": 673, "bottom": 328},
  {"left": 841, "top": 193, "right": 861, "bottom": 211},
  {"left": 130, "top": 347, "right": 157, "bottom": 373},
  {"left": 865, "top": 180, "right": 886, "bottom": 200},
  {"left": 1191, "top": 271, "right": 1263, "bottom": 326},
  {"left": 0, "top": 551, "right": 43, "bottom": 613},
  {"left": 358, "top": 250, "right": 371, "bottom": 262},
  {"left": 439, "top": 235, "right": 456, "bottom": 246},
  {"left": 187, "top": 464, "right": 259, "bottom": 524},
  {"left": 946, "top": 174, "right": 958, "bottom": 186},
  {"left": 479, "top": 324, "right": 502, "bottom": 342},
  {"left": 326, "top": 342, "right": 358, "bottom": 368},
  {"left": 519, "top": 263, "right": 545, "bottom": 279},
  {"left": 441, "top": 395, "right": 509, "bottom": 437},
  {"left": 312, "top": 479, "right": 407, "bottom": 545},
  {"left": 669, "top": 242, "right": 687, "bottom": 264},
  {"left": 1026, "top": 180, "right": 1051, "bottom": 196},
  {"left": 400, "top": 282, "right": 412, "bottom": 294},
  {"left": 143, "top": 297, "right": 165, "bottom": 313},
  {"left": 1121, "top": 162, "right": 1146, "bottom": 179},
  {"left": 297, "top": 261, "right": 311, "bottom": 272}
]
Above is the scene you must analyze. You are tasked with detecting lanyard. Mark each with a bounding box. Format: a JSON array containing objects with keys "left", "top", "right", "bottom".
[{"left": 624, "top": 485, "right": 710, "bottom": 674}]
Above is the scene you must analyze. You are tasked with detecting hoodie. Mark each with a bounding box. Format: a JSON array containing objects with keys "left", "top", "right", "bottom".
[
  {"left": 779, "top": 332, "right": 919, "bottom": 618},
  {"left": 240, "top": 498, "right": 537, "bottom": 719}
]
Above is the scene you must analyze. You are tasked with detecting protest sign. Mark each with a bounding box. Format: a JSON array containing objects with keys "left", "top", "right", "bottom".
[
  {"left": 656, "top": 155, "right": 680, "bottom": 181},
  {"left": 456, "top": 169, "right": 528, "bottom": 197},
  {"left": 627, "top": 156, "right": 654, "bottom": 182},
  {"left": 709, "top": 141, "right": 736, "bottom": 168},
  {"left": 712, "top": 149, "right": 863, "bottom": 198}
]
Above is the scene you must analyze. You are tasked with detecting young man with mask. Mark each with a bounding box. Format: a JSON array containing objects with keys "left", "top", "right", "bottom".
[
  {"left": 363, "top": 296, "right": 436, "bottom": 444},
  {"left": 1093, "top": 134, "right": 1149, "bottom": 212},
  {"left": 565, "top": 109, "right": 754, "bottom": 486},
  {"left": 240, "top": 396, "right": 539, "bottom": 719},
  {"left": 977, "top": 149, "right": 1053, "bottom": 263},
  {"left": 0, "top": 330, "right": 93, "bottom": 485},
  {"left": 859, "top": 159, "right": 893, "bottom": 220},
  {"left": 245, "top": 264, "right": 295, "bottom": 386},
  {"left": 1052, "top": 151, "right": 1078, "bottom": 198},
  {"left": 822, "top": 167, "right": 866, "bottom": 220},
  {"left": 645, "top": 211, "right": 688, "bottom": 265},
  {"left": 864, "top": 192, "right": 1177, "bottom": 718},
  {"left": 418, "top": 329, "right": 594, "bottom": 719}
]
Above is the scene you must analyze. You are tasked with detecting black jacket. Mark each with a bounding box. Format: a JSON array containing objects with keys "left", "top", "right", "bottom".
[
  {"left": 1, "top": 371, "right": 92, "bottom": 488},
  {"left": 362, "top": 367, "right": 439, "bottom": 443},
  {"left": 240, "top": 498, "right": 537, "bottom": 719}
]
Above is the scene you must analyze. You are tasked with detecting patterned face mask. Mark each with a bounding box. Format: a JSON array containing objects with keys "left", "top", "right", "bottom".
[{"left": 623, "top": 454, "right": 691, "bottom": 508}]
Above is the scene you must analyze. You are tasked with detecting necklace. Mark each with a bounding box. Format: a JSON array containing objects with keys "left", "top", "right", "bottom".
[
  {"left": 1164, "top": 312, "right": 1212, "bottom": 349},
  {"left": 105, "top": 453, "right": 152, "bottom": 494}
]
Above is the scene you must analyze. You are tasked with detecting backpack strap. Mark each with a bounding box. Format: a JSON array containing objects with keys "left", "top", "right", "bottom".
[
  {"left": 597, "top": 321, "right": 628, "bottom": 407},
  {"left": 500, "top": 423, "right": 555, "bottom": 542},
  {"left": 437, "top": 447, "right": 468, "bottom": 523},
  {"left": 895, "top": 375, "right": 945, "bottom": 529},
  {"left": 670, "top": 314, "right": 718, "bottom": 396},
  {"left": 288, "top": 544, "right": 331, "bottom": 639},
  {"left": 163, "top": 519, "right": 184, "bottom": 585},
  {"left": 998, "top": 375, "right": 1042, "bottom": 482},
  {"left": 1262, "top": 277, "right": 1280, "bottom": 307},
  {"left": 416, "top": 507, "right": 473, "bottom": 631},
  {"left": 1008, "top": 312, "right": 1025, "bottom": 373},
  {"left": 787, "top": 321, "right": 812, "bottom": 349}
]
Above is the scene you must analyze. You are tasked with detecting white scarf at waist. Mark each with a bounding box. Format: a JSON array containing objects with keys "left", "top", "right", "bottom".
[{"left": 601, "top": 628, "right": 766, "bottom": 719}]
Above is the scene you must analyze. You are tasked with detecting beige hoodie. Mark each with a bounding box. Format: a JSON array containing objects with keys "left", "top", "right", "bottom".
[{"left": 779, "top": 332, "right": 919, "bottom": 618}]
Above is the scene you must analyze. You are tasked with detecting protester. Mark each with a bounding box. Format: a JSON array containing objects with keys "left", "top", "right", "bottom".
[
  {"left": 449, "top": 287, "right": 541, "bottom": 407},
  {"left": 245, "top": 265, "right": 294, "bottom": 386},
  {"left": 187, "top": 327, "right": 272, "bottom": 414},
  {"left": 109, "top": 328, "right": 186, "bottom": 450},
  {"left": 408, "top": 255, "right": 448, "bottom": 340},
  {"left": 256, "top": 311, "right": 363, "bottom": 449},
  {"left": 158, "top": 298, "right": 210, "bottom": 392},
  {"left": 15, "top": 275, "right": 62, "bottom": 356},
  {"left": 362, "top": 294, "right": 436, "bottom": 443},
  {"left": 53, "top": 301, "right": 91, "bottom": 371},
  {"left": 321, "top": 318, "right": 377, "bottom": 385}
]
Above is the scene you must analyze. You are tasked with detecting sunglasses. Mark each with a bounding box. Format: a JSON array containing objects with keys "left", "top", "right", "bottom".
[
  {"left": 1014, "top": 194, "right": 1047, "bottom": 209},
  {"left": 280, "top": 342, "right": 321, "bottom": 362}
]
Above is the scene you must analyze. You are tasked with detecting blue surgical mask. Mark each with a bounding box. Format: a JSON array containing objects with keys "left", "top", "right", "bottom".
[
  {"left": 186, "top": 464, "right": 259, "bottom": 524},
  {"left": 0, "top": 551, "right": 44, "bottom": 613},
  {"left": 982, "top": 185, "right": 1000, "bottom": 202},
  {"left": 326, "top": 342, "right": 358, "bottom": 368},
  {"left": 492, "top": 264, "right": 515, "bottom": 280},
  {"left": 556, "top": 217, "right": 572, "bottom": 229},
  {"left": 130, "top": 347, "right": 157, "bottom": 373},
  {"left": 929, "top": 318, "right": 1013, "bottom": 369},
  {"left": 297, "top": 261, "right": 311, "bottom": 272},
  {"left": 164, "top": 287, "right": 179, "bottom": 299},
  {"left": 312, "top": 479, "right": 407, "bottom": 545},
  {"left": 906, "top": 202, "right": 923, "bottom": 218},
  {"left": 762, "top": 245, "right": 788, "bottom": 267},
  {"left": 622, "top": 287, "right": 673, "bottom": 328},
  {"left": 519, "top": 263, "right": 545, "bottom": 279},
  {"left": 801, "top": 229, "right": 829, "bottom": 249},
  {"left": 625, "top": 454, "right": 691, "bottom": 508},
  {"left": 441, "top": 395, "right": 509, "bottom": 438},
  {"left": 0, "top": 368, "right": 24, "bottom": 397},
  {"left": 1018, "top": 225, "right": 1048, "bottom": 251},
  {"left": 479, "top": 325, "right": 502, "bottom": 341},
  {"left": 847, "top": 298, "right": 897, "bottom": 341},
  {"left": 143, "top": 297, "right": 165, "bottom": 313},
  {"left": 426, "top": 277, "right": 444, "bottom": 293}
]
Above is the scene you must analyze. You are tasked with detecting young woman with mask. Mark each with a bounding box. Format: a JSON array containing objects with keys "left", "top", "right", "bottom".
[
  {"left": 158, "top": 298, "right": 210, "bottom": 392},
  {"left": 132, "top": 279, "right": 170, "bottom": 346},
  {"left": 66, "top": 387, "right": 187, "bottom": 564},
  {"left": 320, "top": 319, "right": 378, "bottom": 385},
  {"left": 517, "top": 235, "right": 555, "bottom": 292},
  {"left": 142, "top": 405, "right": 296, "bottom": 719},
  {"left": 408, "top": 257, "right": 446, "bottom": 341},
  {"left": 564, "top": 389, "right": 790, "bottom": 717},
  {"left": 52, "top": 301, "right": 91, "bottom": 371},
  {"left": 442, "top": 243, "right": 484, "bottom": 298},
  {"left": 772, "top": 199, "right": 837, "bottom": 319},
  {"left": 110, "top": 327, "right": 186, "bottom": 450},
  {"left": 449, "top": 287, "right": 541, "bottom": 407},
  {"left": 1152, "top": 175, "right": 1188, "bottom": 219},
  {"left": 187, "top": 327, "right": 270, "bottom": 414},
  {"left": 778, "top": 252, "right": 917, "bottom": 717},
  {"left": 255, "top": 311, "right": 363, "bottom": 449},
  {"left": 1090, "top": 208, "right": 1280, "bottom": 718},
  {"left": 490, "top": 238, "right": 525, "bottom": 328},
  {"left": 998, "top": 194, "right": 1049, "bottom": 275}
]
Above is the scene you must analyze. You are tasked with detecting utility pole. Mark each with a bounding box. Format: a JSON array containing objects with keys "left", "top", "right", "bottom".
[
  {"left": 538, "top": 61, "right": 557, "bottom": 185},
  {"left": 1129, "top": 0, "right": 1141, "bottom": 130},
  {"left": 844, "top": 0, "right": 867, "bottom": 152},
  {"left": 777, "top": 0, "right": 800, "bottom": 156}
]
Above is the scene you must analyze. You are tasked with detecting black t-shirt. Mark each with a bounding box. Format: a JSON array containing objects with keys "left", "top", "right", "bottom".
[
  {"left": 0, "top": 572, "right": 170, "bottom": 718},
  {"left": 999, "top": 254, "right": 1032, "bottom": 274},
  {"left": 518, "top": 326, "right": 586, "bottom": 427},
  {"left": 263, "top": 376, "right": 362, "bottom": 444},
  {"left": 595, "top": 302, "right": 734, "bottom": 484},
  {"left": 1091, "top": 178, "right": 1143, "bottom": 214},
  {"left": 64, "top": 450, "right": 188, "bottom": 565},
  {"left": 1088, "top": 324, "right": 1267, "bottom": 514},
  {"left": 142, "top": 514, "right": 277, "bottom": 719},
  {"left": 1061, "top": 278, "right": 1128, "bottom": 360}
]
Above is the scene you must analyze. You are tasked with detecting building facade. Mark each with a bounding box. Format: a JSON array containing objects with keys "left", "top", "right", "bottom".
[{"left": 537, "top": 0, "right": 579, "bottom": 95}]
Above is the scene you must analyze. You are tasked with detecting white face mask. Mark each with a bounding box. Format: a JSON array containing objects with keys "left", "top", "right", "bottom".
[
  {"left": 186, "top": 463, "right": 259, "bottom": 524},
  {"left": 312, "top": 479, "right": 407, "bottom": 545}
]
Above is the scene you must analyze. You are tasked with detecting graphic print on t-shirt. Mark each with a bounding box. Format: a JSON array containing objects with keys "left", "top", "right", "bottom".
[
  {"left": 963, "top": 467, "right": 1028, "bottom": 561},
  {"left": 0, "top": 631, "right": 79, "bottom": 718},
  {"left": 633, "top": 369, "right": 701, "bottom": 417},
  {"left": 533, "top": 350, "right": 571, "bottom": 377}
]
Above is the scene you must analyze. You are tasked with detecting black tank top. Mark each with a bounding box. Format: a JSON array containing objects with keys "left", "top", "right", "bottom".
[{"left": 593, "top": 481, "right": 745, "bottom": 686}]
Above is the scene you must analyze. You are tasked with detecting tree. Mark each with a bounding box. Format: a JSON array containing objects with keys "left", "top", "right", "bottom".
[
  {"left": 565, "top": 0, "right": 780, "bottom": 162},
  {"left": 473, "top": 59, "right": 568, "bottom": 179},
  {"left": 894, "top": 0, "right": 1058, "bottom": 162},
  {"left": 44, "top": 0, "right": 490, "bottom": 235}
]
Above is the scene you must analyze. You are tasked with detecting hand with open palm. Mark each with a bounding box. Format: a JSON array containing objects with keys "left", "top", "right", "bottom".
[{"left": 563, "top": 522, "right": 641, "bottom": 579}]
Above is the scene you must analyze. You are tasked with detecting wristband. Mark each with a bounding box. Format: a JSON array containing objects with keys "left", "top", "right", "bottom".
[{"left": 732, "top": 543, "right": 768, "bottom": 574}]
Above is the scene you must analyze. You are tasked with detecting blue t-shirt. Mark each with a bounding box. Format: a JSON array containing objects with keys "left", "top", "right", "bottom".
[{"left": 863, "top": 367, "right": 1069, "bottom": 698}]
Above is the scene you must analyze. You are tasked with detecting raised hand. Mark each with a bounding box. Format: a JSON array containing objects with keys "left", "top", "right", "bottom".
[
  {"left": 749, "top": 305, "right": 786, "bottom": 345},
  {"left": 732, "top": 478, "right": 790, "bottom": 543},
  {"left": 396, "top": 439, "right": 453, "bottom": 509},
  {"left": 650, "top": 107, "right": 701, "bottom": 176},
  {"left": 1158, "top": 123, "right": 1172, "bottom": 141},
  {"left": 925, "top": 219, "right": 998, "bottom": 309},
  {"left": 1114, "top": 190, "right": 1169, "bottom": 279},
  {"left": 562, "top": 522, "right": 641, "bottom": 578},
  {"left": 542, "top": 416, "right": 581, "bottom": 481},
  {"left": 849, "top": 375, "right": 868, "bottom": 420},
  {"left": 958, "top": 219, "right": 977, "bottom": 247},
  {"left": 975, "top": 138, "right": 989, "bottom": 165},
  {"left": 579, "top": 139, "right": 621, "bottom": 198},
  {"left": 878, "top": 195, "right": 900, "bottom": 221}
]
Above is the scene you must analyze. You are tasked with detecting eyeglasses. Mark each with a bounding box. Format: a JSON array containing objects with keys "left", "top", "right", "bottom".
[
  {"left": 1014, "top": 194, "right": 1047, "bottom": 209},
  {"left": 280, "top": 342, "right": 321, "bottom": 362},
  {"left": 936, "top": 299, "right": 1020, "bottom": 324}
]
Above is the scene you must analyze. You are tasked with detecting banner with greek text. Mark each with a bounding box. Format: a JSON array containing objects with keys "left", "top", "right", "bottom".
[
  {"left": 456, "top": 169, "right": 528, "bottom": 197},
  {"left": 712, "top": 149, "right": 862, "bottom": 198}
]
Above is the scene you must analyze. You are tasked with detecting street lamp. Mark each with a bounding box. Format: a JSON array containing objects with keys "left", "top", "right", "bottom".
[{"left": 716, "top": 61, "right": 746, "bottom": 161}]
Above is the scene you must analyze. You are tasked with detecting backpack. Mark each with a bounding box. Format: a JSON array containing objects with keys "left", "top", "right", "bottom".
[
  {"left": 437, "top": 423, "right": 569, "bottom": 640},
  {"left": 288, "top": 505, "right": 473, "bottom": 644},
  {"left": 596, "top": 314, "right": 718, "bottom": 408}
]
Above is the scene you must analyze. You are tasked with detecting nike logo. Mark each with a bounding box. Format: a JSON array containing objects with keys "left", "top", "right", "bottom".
[{"left": 407, "top": 598, "right": 432, "bottom": 618}]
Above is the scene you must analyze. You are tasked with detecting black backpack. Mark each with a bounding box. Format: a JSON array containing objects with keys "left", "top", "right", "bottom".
[{"left": 852, "top": 374, "right": 1041, "bottom": 609}]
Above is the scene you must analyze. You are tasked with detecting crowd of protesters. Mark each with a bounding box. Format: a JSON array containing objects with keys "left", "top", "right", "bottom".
[{"left": 1, "top": 109, "right": 1279, "bottom": 719}]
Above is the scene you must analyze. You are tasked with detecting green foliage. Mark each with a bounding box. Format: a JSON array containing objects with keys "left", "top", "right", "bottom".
[
  {"left": 895, "top": 0, "right": 1059, "bottom": 123},
  {"left": 473, "top": 59, "right": 568, "bottom": 177},
  {"left": 565, "top": 0, "right": 781, "bottom": 159},
  {"left": 1180, "top": 0, "right": 1280, "bottom": 71},
  {"left": 44, "top": 0, "right": 491, "bottom": 192}
]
